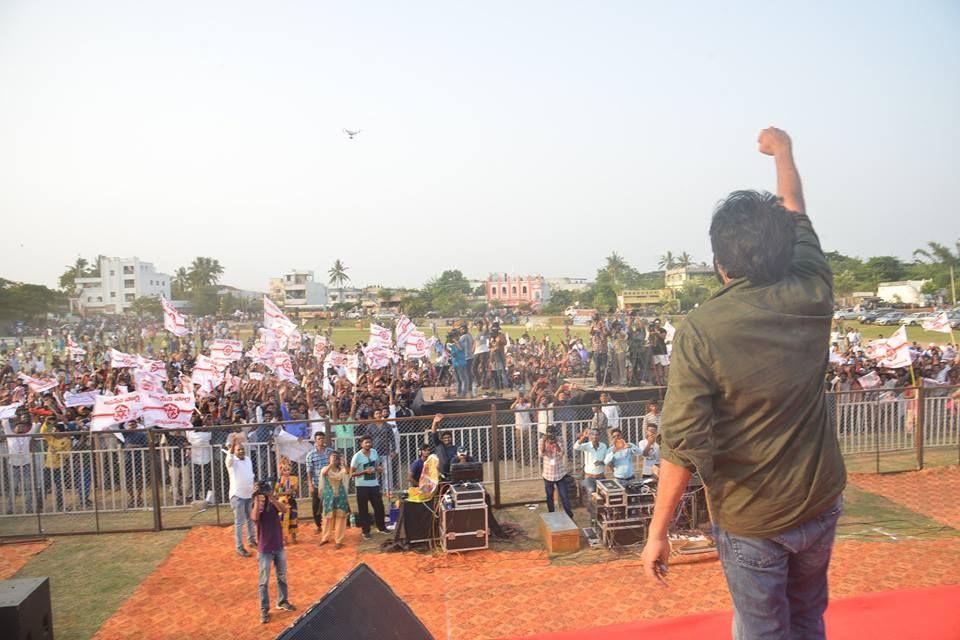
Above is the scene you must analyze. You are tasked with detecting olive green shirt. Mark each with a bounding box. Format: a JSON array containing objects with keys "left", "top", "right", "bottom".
[{"left": 660, "top": 213, "right": 846, "bottom": 538}]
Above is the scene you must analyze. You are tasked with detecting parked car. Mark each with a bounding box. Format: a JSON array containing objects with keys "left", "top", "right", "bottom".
[
  {"left": 345, "top": 309, "right": 363, "bottom": 319},
  {"left": 874, "top": 311, "right": 906, "bottom": 326},
  {"left": 859, "top": 308, "right": 895, "bottom": 323},
  {"left": 833, "top": 309, "right": 860, "bottom": 320},
  {"left": 899, "top": 312, "right": 936, "bottom": 326}
]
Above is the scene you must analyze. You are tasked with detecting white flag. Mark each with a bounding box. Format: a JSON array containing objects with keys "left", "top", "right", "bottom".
[
  {"left": 248, "top": 372, "right": 264, "bottom": 381},
  {"left": 64, "top": 391, "right": 97, "bottom": 408},
  {"left": 110, "top": 349, "right": 138, "bottom": 369},
  {"left": 264, "top": 296, "right": 298, "bottom": 341},
  {"left": 66, "top": 336, "right": 86, "bottom": 356},
  {"left": 866, "top": 326, "right": 913, "bottom": 369},
  {"left": 663, "top": 321, "right": 676, "bottom": 343},
  {"left": 162, "top": 296, "right": 190, "bottom": 337},
  {"left": 857, "top": 371, "right": 881, "bottom": 389},
  {"left": 179, "top": 374, "right": 194, "bottom": 395},
  {"left": 0, "top": 402, "right": 22, "bottom": 419},
  {"left": 224, "top": 370, "right": 241, "bottom": 394},
  {"left": 395, "top": 315, "right": 415, "bottom": 348},
  {"left": 313, "top": 335, "right": 329, "bottom": 360},
  {"left": 270, "top": 351, "right": 299, "bottom": 384},
  {"left": 133, "top": 370, "right": 163, "bottom": 394},
  {"left": 323, "top": 351, "right": 349, "bottom": 370},
  {"left": 346, "top": 354, "right": 360, "bottom": 385},
  {"left": 363, "top": 344, "right": 394, "bottom": 370},
  {"left": 922, "top": 312, "right": 953, "bottom": 334},
  {"left": 142, "top": 393, "right": 195, "bottom": 429},
  {"left": 190, "top": 354, "right": 221, "bottom": 387},
  {"left": 136, "top": 355, "right": 169, "bottom": 380},
  {"left": 369, "top": 323, "right": 392, "bottom": 348},
  {"left": 210, "top": 339, "right": 243, "bottom": 366},
  {"left": 90, "top": 392, "right": 143, "bottom": 431},
  {"left": 17, "top": 373, "right": 58, "bottom": 394},
  {"left": 404, "top": 330, "right": 430, "bottom": 359}
]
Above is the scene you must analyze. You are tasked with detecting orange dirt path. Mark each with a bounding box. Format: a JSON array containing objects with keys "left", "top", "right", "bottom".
[
  {"left": 849, "top": 466, "right": 960, "bottom": 530},
  {"left": 0, "top": 539, "right": 52, "bottom": 580},
  {"left": 91, "top": 525, "right": 960, "bottom": 640}
]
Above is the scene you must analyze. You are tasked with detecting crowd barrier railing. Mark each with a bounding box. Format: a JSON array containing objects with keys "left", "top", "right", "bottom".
[{"left": 0, "top": 387, "right": 957, "bottom": 538}]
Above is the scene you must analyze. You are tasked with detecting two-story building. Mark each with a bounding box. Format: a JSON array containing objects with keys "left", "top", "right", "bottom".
[
  {"left": 486, "top": 274, "right": 550, "bottom": 309},
  {"left": 73, "top": 256, "right": 171, "bottom": 313}
]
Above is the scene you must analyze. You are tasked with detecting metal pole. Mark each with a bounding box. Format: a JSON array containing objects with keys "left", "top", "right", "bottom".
[
  {"left": 914, "top": 385, "right": 925, "bottom": 471},
  {"left": 490, "top": 403, "right": 501, "bottom": 509},
  {"left": 147, "top": 431, "right": 163, "bottom": 532},
  {"left": 91, "top": 446, "right": 102, "bottom": 532}
]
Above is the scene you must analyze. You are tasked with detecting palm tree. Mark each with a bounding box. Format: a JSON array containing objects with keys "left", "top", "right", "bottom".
[
  {"left": 604, "top": 252, "right": 629, "bottom": 288},
  {"left": 58, "top": 257, "right": 90, "bottom": 293},
  {"left": 913, "top": 240, "right": 960, "bottom": 268},
  {"left": 188, "top": 257, "right": 224, "bottom": 289},
  {"left": 328, "top": 259, "right": 350, "bottom": 308},
  {"left": 658, "top": 251, "right": 676, "bottom": 270},
  {"left": 172, "top": 267, "right": 191, "bottom": 298},
  {"left": 678, "top": 252, "right": 693, "bottom": 268}
]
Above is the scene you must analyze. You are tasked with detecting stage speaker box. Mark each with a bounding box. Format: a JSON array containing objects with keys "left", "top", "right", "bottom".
[
  {"left": 276, "top": 563, "right": 431, "bottom": 640},
  {"left": 0, "top": 577, "right": 53, "bottom": 640}
]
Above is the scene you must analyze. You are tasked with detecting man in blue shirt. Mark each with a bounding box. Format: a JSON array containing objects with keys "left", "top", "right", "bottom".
[
  {"left": 349, "top": 435, "right": 386, "bottom": 540},
  {"left": 603, "top": 429, "right": 644, "bottom": 482},
  {"left": 575, "top": 427, "right": 608, "bottom": 521}
]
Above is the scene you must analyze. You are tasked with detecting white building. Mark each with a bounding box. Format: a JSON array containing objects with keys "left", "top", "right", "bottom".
[
  {"left": 546, "top": 277, "right": 591, "bottom": 293},
  {"left": 271, "top": 270, "right": 328, "bottom": 311},
  {"left": 328, "top": 286, "right": 362, "bottom": 306},
  {"left": 665, "top": 264, "right": 715, "bottom": 290},
  {"left": 73, "top": 257, "right": 171, "bottom": 313},
  {"left": 876, "top": 280, "right": 929, "bottom": 306}
]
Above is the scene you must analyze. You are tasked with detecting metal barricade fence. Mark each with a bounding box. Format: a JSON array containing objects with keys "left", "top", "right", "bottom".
[{"left": 2, "top": 388, "right": 958, "bottom": 538}]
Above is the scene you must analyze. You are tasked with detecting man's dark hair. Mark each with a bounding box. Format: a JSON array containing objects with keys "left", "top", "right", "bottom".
[{"left": 710, "top": 190, "right": 796, "bottom": 285}]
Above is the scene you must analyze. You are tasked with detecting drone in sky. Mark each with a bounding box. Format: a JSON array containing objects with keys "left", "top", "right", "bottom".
[{"left": 343, "top": 128, "right": 363, "bottom": 140}]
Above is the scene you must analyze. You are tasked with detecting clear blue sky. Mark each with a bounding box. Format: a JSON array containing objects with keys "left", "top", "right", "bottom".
[{"left": 1, "top": 1, "right": 958, "bottom": 291}]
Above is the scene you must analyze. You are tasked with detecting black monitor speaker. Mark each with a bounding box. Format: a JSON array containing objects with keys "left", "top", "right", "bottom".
[
  {"left": 0, "top": 577, "right": 53, "bottom": 640},
  {"left": 276, "top": 563, "right": 432, "bottom": 640},
  {"left": 450, "top": 461, "right": 483, "bottom": 483}
]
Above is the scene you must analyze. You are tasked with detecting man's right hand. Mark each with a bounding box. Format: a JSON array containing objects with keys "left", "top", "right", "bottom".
[{"left": 757, "top": 127, "right": 792, "bottom": 157}]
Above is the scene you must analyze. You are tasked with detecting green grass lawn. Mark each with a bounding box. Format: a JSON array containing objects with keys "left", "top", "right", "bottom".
[
  {"left": 13, "top": 529, "right": 187, "bottom": 640},
  {"left": 837, "top": 321, "right": 957, "bottom": 345}
]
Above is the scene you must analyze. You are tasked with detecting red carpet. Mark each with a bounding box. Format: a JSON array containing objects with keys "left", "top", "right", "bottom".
[{"left": 511, "top": 584, "right": 960, "bottom": 640}]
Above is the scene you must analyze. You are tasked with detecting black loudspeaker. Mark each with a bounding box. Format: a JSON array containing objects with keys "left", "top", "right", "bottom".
[
  {"left": 0, "top": 577, "right": 53, "bottom": 640},
  {"left": 276, "top": 563, "right": 432, "bottom": 640}
]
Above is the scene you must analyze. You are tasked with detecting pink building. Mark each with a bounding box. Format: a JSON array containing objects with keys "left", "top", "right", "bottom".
[{"left": 486, "top": 274, "right": 550, "bottom": 309}]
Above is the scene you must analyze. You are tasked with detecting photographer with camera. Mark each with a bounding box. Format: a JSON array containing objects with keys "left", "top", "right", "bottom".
[
  {"left": 251, "top": 480, "right": 295, "bottom": 624},
  {"left": 538, "top": 424, "right": 573, "bottom": 519}
]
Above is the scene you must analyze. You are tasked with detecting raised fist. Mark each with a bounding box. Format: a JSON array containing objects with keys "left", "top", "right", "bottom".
[{"left": 757, "top": 127, "right": 792, "bottom": 156}]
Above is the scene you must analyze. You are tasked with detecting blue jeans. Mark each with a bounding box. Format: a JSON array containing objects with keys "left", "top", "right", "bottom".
[
  {"left": 230, "top": 496, "right": 256, "bottom": 551},
  {"left": 715, "top": 495, "right": 843, "bottom": 640},
  {"left": 257, "top": 549, "right": 288, "bottom": 612},
  {"left": 454, "top": 365, "right": 468, "bottom": 396},
  {"left": 544, "top": 476, "right": 573, "bottom": 519}
]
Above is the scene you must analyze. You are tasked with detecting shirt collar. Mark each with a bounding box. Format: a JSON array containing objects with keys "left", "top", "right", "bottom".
[{"left": 708, "top": 276, "right": 749, "bottom": 301}]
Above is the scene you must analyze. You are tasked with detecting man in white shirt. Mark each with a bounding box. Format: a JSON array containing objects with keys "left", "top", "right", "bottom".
[
  {"left": 640, "top": 425, "right": 660, "bottom": 477},
  {"left": 225, "top": 435, "right": 257, "bottom": 557},
  {"left": 3, "top": 417, "right": 39, "bottom": 513},
  {"left": 599, "top": 392, "right": 619, "bottom": 430}
]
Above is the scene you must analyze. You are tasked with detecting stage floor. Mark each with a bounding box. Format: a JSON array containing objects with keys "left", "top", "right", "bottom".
[{"left": 88, "top": 467, "right": 960, "bottom": 640}]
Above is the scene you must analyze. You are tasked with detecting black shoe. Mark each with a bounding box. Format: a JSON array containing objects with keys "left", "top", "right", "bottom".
[
  {"left": 237, "top": 548, "right": 251, "bottom": 557},
  {"left": 260, "top": 610, "right": 270, "bottom": 624},
  {"left": 276, "top": 601, "right": 296, "bottom": 612}
]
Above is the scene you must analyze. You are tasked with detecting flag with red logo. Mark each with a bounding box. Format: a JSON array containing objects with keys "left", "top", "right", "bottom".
[
  {"left": 110, "top": 349, "right": 138, "bottom": 368},
  {"left": 346, "top": 354, "right": 360, "bottom": 385},
  {"left": 136, "top": 355, "right": 169, "bottom": 380},
  {"left": 324, "top": 351, "right": 349, "bottom": 371},
  {"left": 18, "top": 373, "right": 58, "bottom": 394},
  {"left": 211, "top": 339, "right": 243, "bottom": 366},
  {"left": 270, "top": 351, "right": 299, "bottom": 384},
  {"left": 141, "top": 393, "right": 195, "bottom": 428},
  {"left": 865, "top": 326, "right": 913, "bottom": 369},
  {"left": 264, "top": 296, "right": 297, "bottom": 340},
  {"left": 134, "top": 370, "right": 164, "bottom": 393},
  {"left": 363, "top": 344, "right": 394, "bottom": 370},
  {"left": 224, "top": 370, "right": 242, "bottom": 394},
  {"left": 395, "top": 315, "right": 415, "bottom": 348},
  {"left": 404, "top": 330, "right": 430, "bottom": 359},
  {"left": 313, "top": 335, "right": 329, "bottom": 360},
  {"left": 857, "top": 371, "right": 881, "bottom": 389},
  {"left": 179, "top": 374, "right": 193, "bottom": 394},
  {"left": 922, "top": 312, "right": 952, "bottom": 334},
  {"left": 67, "top": 336, "right": 86, "bottom": 357},
  {"left": 90, "top": 392, "right": 144, "bottom": 431},
  {"left": 162, "top": 296, "right": 190, "bottom": 337},
  {"left": 369, "top": 323, "right": 392, "bottom": 348},
  {"left": 190, "top": 354, "right": 221, "bottom": 387}
]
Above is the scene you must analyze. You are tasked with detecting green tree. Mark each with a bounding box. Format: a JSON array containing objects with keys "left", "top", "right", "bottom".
[
  {"left": 172, "top": 267, "right": 191, "bottom": 297},
  {"left": 128, "top": 296, "right": 163, "bottom": 318},
  {"left": 658, "top": 251, "right": 676, "bottom": 270},
  {"left": 328, "top": 259, "right": 350, "bottom": 287},
  {"left": 190, "top": 285, "right": 221, "bottom": 316},
  {"left": 677, "top": 252, "right": 693, "bottom": 267},
  {"left": 864, "top": 256, "right": 906, "bottom": 283},
  {"left": 542, "top": 289, "right": 575, "bottom": 314},
  {"left": 187, "top": 257, "right": 224, "bottom": 289},
  {"left": 0, "top": 279, "right": 67, "bottom": 320},
  {"left": 58, "top": 257, "right": 92, "bottom": 293}
]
